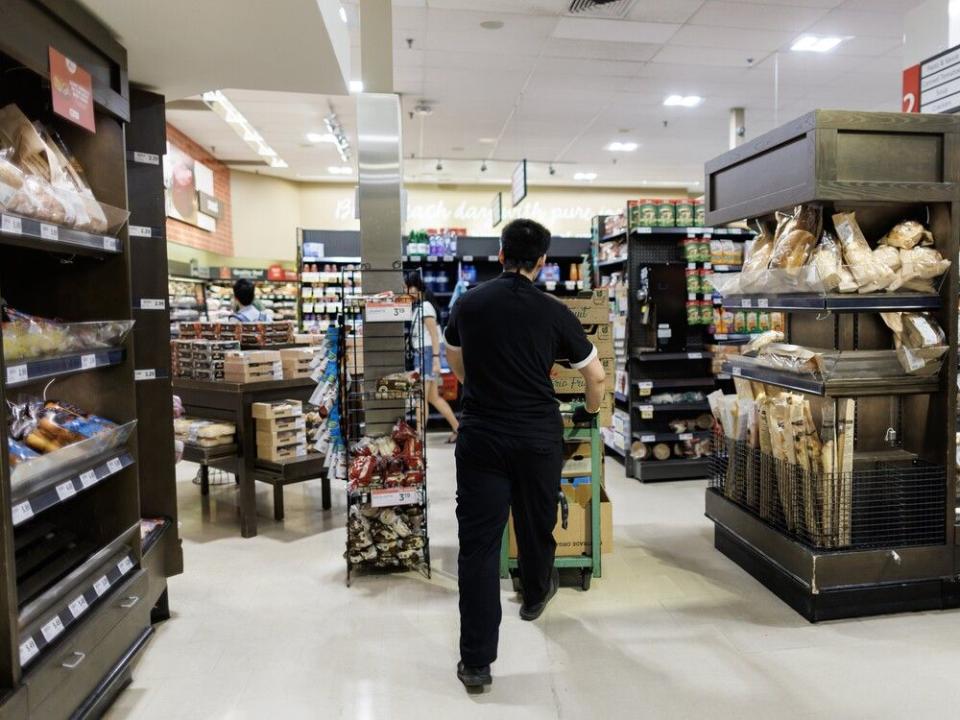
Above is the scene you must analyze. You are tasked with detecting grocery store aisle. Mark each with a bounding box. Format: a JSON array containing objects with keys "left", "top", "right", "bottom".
[{"left": 106, "top": 438, "right": 960, "bottom": 720}]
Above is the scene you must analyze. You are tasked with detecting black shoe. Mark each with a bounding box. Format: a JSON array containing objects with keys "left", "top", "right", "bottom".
[
  {"left": 519, "top": 568, "right": 559, "bottom": 621},
  {"left": 457, "top": 661, "right": 492, "bottom": 689}
]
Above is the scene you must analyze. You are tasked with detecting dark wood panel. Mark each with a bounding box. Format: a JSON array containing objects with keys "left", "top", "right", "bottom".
[{"left": 836, "top": 132, "right": 943, "bottom": 183}]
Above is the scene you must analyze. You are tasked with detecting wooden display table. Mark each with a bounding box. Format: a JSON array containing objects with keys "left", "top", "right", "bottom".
[{"left": 173, "top": 377, "right": 330, "bottom": 537}]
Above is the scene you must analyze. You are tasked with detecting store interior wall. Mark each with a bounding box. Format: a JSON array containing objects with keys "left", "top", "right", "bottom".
[{"left": 905, "top": 0, "right": 960, "bottom": 65}]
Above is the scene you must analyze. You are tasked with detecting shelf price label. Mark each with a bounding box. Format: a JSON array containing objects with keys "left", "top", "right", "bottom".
[
  {"left": 134, "top": 369, "right": 157, "bottom": 381},
  {"left": 678, "top": 433, "right": 694, "bottom": 441},
  {"left": 79, "top": 470, "right": 98, "bottom": 488},
  {"left": 55, "top": 481, "right": 77, "bottom": 501},
  {"left": 463, "top": 255, "right": 474, "bottom": 262},
  {"left": 140, "top": 298, "right": 166, "bottom": 310},
  {"left": 19, "top": 638, "right": 39, "bottom": 665},
  {"left": 2, "top": 214, "right": 22, "bottom": 235},
  {"left": 640, "top": 434, "right": 656, "bottom": 443},
  {"left": 40, "top": 223, "right": 58, "bottom": 241},
  {"left": 688, "top": 352, "right": 702, "bottom": 359},
  {"left": 103, "top": 236, "right": 119, "bottom": 252},
  {"left": 6, "top": 364, "right": 28, "bottom": 384},
  {"left": 133, "top": 151, "right": 160, "bottom": 165},
  {"left": 117, "top": 556, "right": 134, "bottom": 575},
  {"left": 757, "top": 298, "right": 769, "bottom": 308},
  {"left": 638, "top": 381, "right": 653, "bottom": 396},
  {"left": 107, "top": 457, "right": 124, "bottom": 475},
  {"left": 11, "top": 501, "right": 33, "bottom": 526},
  {"left": 639, "top": 404, "right": 654, "bottom": 419},
  {"left": 41, "top": 615, "right": 65, "bottom": 643},
  {"left": 371, "top": 488, "right": 420, "bottom": 507},
  {"left": 365, "top": 298, "right": 413, "bottom": 323},
  {"left": 80, "top": 354, "right": 97, "bottom": 370},
  {"left": 732, "top": 367, "right": 742, "bottom": 377},
  {"left": 129, "top": 225, "right": 152, "bottom": 238},
  {"left": 93, "top": 576, "right": 110, "bottom": 596},
  {"left": 68, "top": 595, "right": 89, "bottom": 619},
  {"left": 741, "top": 299, "right": 752, "bottom": 308}
]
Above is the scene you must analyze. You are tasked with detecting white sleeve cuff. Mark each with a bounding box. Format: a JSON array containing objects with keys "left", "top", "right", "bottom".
[{"left": 570, "top": 344, "right": 597, "bottom": 370}]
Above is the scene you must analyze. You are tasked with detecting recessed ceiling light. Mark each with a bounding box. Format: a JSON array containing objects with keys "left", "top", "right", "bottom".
[
  {"left": 480, "top": 20, "right": 504, "bottom": 30},
  {"left": 349, "top": 80, "right": 364, "bottom": 94},
  {"left": 339, "top": 5, "right": 347, "bottom": 23},
  {"left": 307, "top": 132, "right": 336, "bottom": 144},
  {"left": 606, "top": 141, "right": 638, "bottom": 152},
  {"left": 478, "top": 137, "right": 497, "bottom": 144},
  {"left": 269, "top": 158, "right": 288, "bottom": 169},
  {"left": 664, "top": 95, "right": 703, "bottom": 108},
  {"left": 328, "top": 166, "right": 353, "bottom": 175},
  {"left": 574, "top": 172, "right": 597, "bottom": 181},
  {"left": 791, "top": 35, "right": 846, "bottom": 53},
  {"left": 201, "top": 90, "right": 287, "bottom": 168}
]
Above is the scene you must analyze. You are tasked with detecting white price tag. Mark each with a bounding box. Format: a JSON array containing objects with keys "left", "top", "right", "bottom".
[
  {"left": 758, "top": 298, "right": 769, "bottom": 308},
  {"left": 68, "top": 595, "right": 89, "bottom": 619},
  {"left": 2, "top": 214, "right": 22, "bottom": 235},
  {"left": 6, "top": 364, "right": 28, "bottom": 384},
  {"left": 365, "top": 299, "right": 413, "bottom": 323},
  {"left": 11, "top": 501, "right": 33, "bottom": 525},
  {"left": 657, "top": 328, "right": 671, "bottom": 339},
  {"left": 733, "top": 367, "right": 742, "bottom": 377},
  {"left": 427, "top": 255, "right": 438, "bottom": 263},
  {"left": 41, "top": 615, "right": 64, "bottom": 643},
  {"left": 134, "top": 369, "right": 156, "bottom": 381},
  {"left": 640, "top": 405, "right": 654, "bottom": 419},
  {"left": 688, "top": 352, "right": 702, "bottom": 359},
  {"left": 79, "top": 470, "right": 98, "bottom": 488},
  {"left": 679, "top": 433, "right": 693, "bottom": 441},
  {"left": 133, "top": 151, "right": 160, "bottom": 165},
  {"left": 371, "top": 488, "right": 421, "bottom": 508},
  {"left": 117, "top": 556, "right": 134, "bottom": 575},
  {"left": 40, "top": 223, "right": 58, "bottom": 241},
  {"left": 19, "top": 638, "right": 39, "bottom": 665},
  {"left": 140, "top": 298, "right": 166, "bottom": 310},
  {"left": 443, "top": 255, "right": 454, "bottom": 262},
  {"left": 93, "top": 576, "right": 110, "bottom": 596},
  {"left": 55, "top": 481, "right": 77, "bottom": 501},
  {"left": 638, "top": 381, "right": 653, "bottom": 396},
  {"left": 640, "top": 434, "right": 656, "bottom": 443},
  {"left": 742, "top": 299, "right": 752, "bottom": 308},
  {"left": 80, "top": 354, "right": 97, "bottom": 370},
  {"left": 107, "top": 458, "right": 124, "bottom": 474},
  {"left": 704, "top": 263, "right": 712, "bottom": 270},
  {"left": 103, "top": 236, "right": 119, "bottom": 252},
  {"left": 687, "top": 293, "right": 696, "bottom": 301},
  {"left": 463, "top": 255, "right": 474, "bottom": 262},
  {"left": 487, "top": 255, "right": 499, "bottom": 262},
  {"left": 687, "top": 263, "right": 696, "bottom": 270},
  {"left": 129, "top": 225, "right": 152, "bottom": 238},
  {"left": 636, "top": 226, "right": 652, "bottom": 234}
]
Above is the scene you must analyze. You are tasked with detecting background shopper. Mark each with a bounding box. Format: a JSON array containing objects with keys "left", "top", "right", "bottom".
[
  {"left": 406, "top": 271, "right": 460, "bottom": 442},
  {"left": 230, "top": 278, "right": 273, "bottom": 322},
  {"left": 444, "top": 219, "right": 606, "bottom": 690}
]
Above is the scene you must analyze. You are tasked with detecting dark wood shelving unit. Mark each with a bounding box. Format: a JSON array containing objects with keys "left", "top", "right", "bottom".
[{"left": 704, "top": 109, "right": 960, "bottom": 622}]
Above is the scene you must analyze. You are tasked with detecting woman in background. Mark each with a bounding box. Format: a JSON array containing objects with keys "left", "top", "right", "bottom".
[{"left": 406, "top": 272, "right": 460, "bottom": 443}]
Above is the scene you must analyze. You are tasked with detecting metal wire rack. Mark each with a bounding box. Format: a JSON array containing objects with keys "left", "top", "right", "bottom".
[
  {"left": 710, "top": 432, "right": 946, "bottom": 551},
  {"left": 340, "top": 268, "right": 431, "bottom": 586}
]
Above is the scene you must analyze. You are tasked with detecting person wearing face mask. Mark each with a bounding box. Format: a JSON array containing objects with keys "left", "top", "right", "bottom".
[{"left": 444, "top": 218, "right": 606, "bottom": 690}]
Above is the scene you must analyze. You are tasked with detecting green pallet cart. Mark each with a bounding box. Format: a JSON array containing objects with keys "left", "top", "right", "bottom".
[{"left": 499, "top": 423, "right": 603, "bottom": 591}]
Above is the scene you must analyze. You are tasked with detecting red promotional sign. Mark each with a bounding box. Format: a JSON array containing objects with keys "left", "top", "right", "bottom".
[
  {"left": 902, "top": 64, "right": 921, "bottom": 113},
  {"left": 267, "top": 265, "right": 285, "bottom": 281},
  {"left": 48, "top": 47, "right": 95, "bottom": 132}
]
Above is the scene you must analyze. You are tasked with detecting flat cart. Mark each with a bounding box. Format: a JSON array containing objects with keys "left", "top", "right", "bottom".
[{"left": 499, "top": 421, "right": 603, "bottom": 591}]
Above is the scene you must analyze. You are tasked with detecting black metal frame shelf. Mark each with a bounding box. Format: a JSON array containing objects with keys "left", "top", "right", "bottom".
[
  {"left": 0, "top": 212, "right": 122, "bottom": 256},
  {"left": 598, "top": 256, "right": 627, "bottom": 268},
  {"left": 632, "top": 351, "right": 712, "bottom": 362},
  {"left": 635, "top": 377, "right": 716, "bottom": 391},
  {"left": 632, "top": 226, "right": 750, "bottom": 237},
  {"left": 632, "top": 456, "right": 712, "bottom": 482},
  {"left": 4, "top": 348, "right": 125, "bottom": 388},
  {"left": 722, "top": 361, "right": 941, "bottom": 397},
  {"left": 632, "top": 430, "right": 712, "bottom": 443},
  {"left": 634, "top": 401, "right": 711, "bottom": 414},
  {"left": 721, "top": 292, "right": 942, "bottom": 312}
]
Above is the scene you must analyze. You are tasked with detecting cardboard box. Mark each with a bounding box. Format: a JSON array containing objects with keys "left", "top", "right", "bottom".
[
  {"left": 256, "top": 416, "right": 306, "bottom": 433},
  {"left": 224, "top": 363, "right": 282, "bottom": 383},
  {"left": 560, "top": 393, "right": 614, "bottom": 429},
  {"left": 585, "top": 323, "right": 614, "bottom": 360},
  {"left": 256, "top": 429, "right": 307, "bottom": 450},
  {"left": 508, "top": 484, "right": 613, "bottom": 557},
  {"left": 559, "top": 289, "right": 608, "bottom": 325},
  {"left": 563, "top": 441, "right": 593, "bottom": 476},
  {"left": 252, "top": 399, "right": 303, "bottom": 420},
  {"left": 551, "top": 355, "right": 616, "bottom": 393},
  {"left": 258, "top": 442, "right": 308, "bottom": 462}
]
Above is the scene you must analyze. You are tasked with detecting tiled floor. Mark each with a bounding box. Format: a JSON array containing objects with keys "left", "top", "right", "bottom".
[{"left": 106, "top": 437, "right": 960, "bottom": 720}]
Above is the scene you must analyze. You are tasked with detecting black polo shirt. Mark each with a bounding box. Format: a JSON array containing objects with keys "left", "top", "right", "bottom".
[{"left": 444, "top": 272, "right": 596, "bottom": 442}]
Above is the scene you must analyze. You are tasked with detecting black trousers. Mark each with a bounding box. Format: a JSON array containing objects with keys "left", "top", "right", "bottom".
[{"left": 456, "top": 426, "right": 563, "bottom": 667}]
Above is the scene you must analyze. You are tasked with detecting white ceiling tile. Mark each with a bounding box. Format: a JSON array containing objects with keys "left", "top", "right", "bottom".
[
  {"left": 534, "top": 56, "right": 648, "bottom": 78},
  {"left": 832, "top": 35, "right": 904, "bottom": 57},
  {"left": 551, "top": 17, "right": 679, "bottom": 44},
  {"left": 731, "top": 0, "right": 841, "bottom": 6},
  {"left": 626, "top": 0, "right": 705, "bottom": 23},
  {"left": 840, "top": 0, "right": 925, "bottom": 12},
  {"left": 652, "top": 45, "right": 769, "bottom": 68},
  {"left": 688, "top": 1, "right": 830, "bottom": 31},
  {"left": 540, "top": 37, "right": 661, "bottom": 61},
  {"left": 668, "top": 25, "right": 795, "bottom": 52},
  {"left": 424, "top": 0, "right": 568, "bottom": 15},
  {"left": 804, "top": 9, "right": 905, "bottom": 37}
]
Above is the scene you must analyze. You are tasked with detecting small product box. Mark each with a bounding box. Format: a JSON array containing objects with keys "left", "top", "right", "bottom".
[
  {"left": 560, "top": 289, "right": 608, "bottom": 325},
  {"left": 258, "top": 442, "right": 308, "bottom": 463},
  {"left": 252, "top": 399, "right": 304, "bottom": 420},
  {"left": 223, "top": 350, "right": 282, "bottom": 383}
]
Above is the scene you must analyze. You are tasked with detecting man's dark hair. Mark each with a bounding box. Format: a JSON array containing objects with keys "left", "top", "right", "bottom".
[
  {"left": 501, "top": 218, "right": 551, "bottom": 272},
  {"left": 233, "top": 278, "right": 255, "bottom": 307}
]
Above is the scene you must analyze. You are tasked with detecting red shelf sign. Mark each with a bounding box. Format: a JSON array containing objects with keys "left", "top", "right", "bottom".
[{"left": 49, "top": 47, "right": 95, "bottom": 132}]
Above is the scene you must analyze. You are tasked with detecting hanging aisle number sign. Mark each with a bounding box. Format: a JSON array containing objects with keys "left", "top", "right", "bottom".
[{"left": 364, "top": 297, "right": 413, "bottom": 323}]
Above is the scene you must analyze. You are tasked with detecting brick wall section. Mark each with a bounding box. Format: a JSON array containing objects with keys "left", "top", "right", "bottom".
[{"left": 165, "top": 123, "right": 234, "bottom": 255}]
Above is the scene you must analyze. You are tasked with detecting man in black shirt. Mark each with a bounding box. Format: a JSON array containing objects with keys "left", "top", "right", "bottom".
[{"left": 444, "top": 219, "right": 606, "bottom": 690}]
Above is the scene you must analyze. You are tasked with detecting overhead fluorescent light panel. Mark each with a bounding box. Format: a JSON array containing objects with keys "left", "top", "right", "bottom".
[
  {"left": 664, "top": 95, "right": 703, "bottom": 107},
  {"left": 201, "top": 90, "right": 287, "bottom": 169},
  {"left": 791, "top": 35, "right": 847, "bottom": 53}
]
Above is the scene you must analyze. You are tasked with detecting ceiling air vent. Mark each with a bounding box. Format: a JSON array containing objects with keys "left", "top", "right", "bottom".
[{"left": 568, "top": 0, "right": 634, "bottom": 17}]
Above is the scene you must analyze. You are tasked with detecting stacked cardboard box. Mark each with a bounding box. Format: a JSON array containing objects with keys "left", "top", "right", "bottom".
[
  {"left": 280, "top": 347, "right": 324, "bottom": 379},
  {"left": 552, "top": 289, "right": 614, "bottom": 427},
  {"left": 223, "top": 350, "right": 282, "bottom": 383},
  {"left": 252, "top": 399, "right": 307, "bottom": 462},
  {"left": 170, "top": 339, "right": 241, "bottom": 380},
  {"left": 177, "top": 321, "right": 294, "bottom": 348}
]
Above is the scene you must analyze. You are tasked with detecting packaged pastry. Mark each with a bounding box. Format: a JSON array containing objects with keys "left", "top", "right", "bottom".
[
  {"left": 7, "top": 438, "right": 38, "bottom": 467},
  {"left": 899, "top": 246, "right": 950, "bottom": 282},
  {"left": 710, "top": 239, "right": 724, "bottom": 264},
  {"left": 832, "top": 211, "right": 896, "bottom": 293},
  {"left": 880, "top": 220, "right": 926, "bottom": 249},
  {"left": 769, "top": 228, "right": 817, "bottom": 270},
  {"left": 810, "top": 231, "right": 842, "bottom": 291},
  {"left": 722, "top": 240, "right": 737, "bottom": 265}
]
